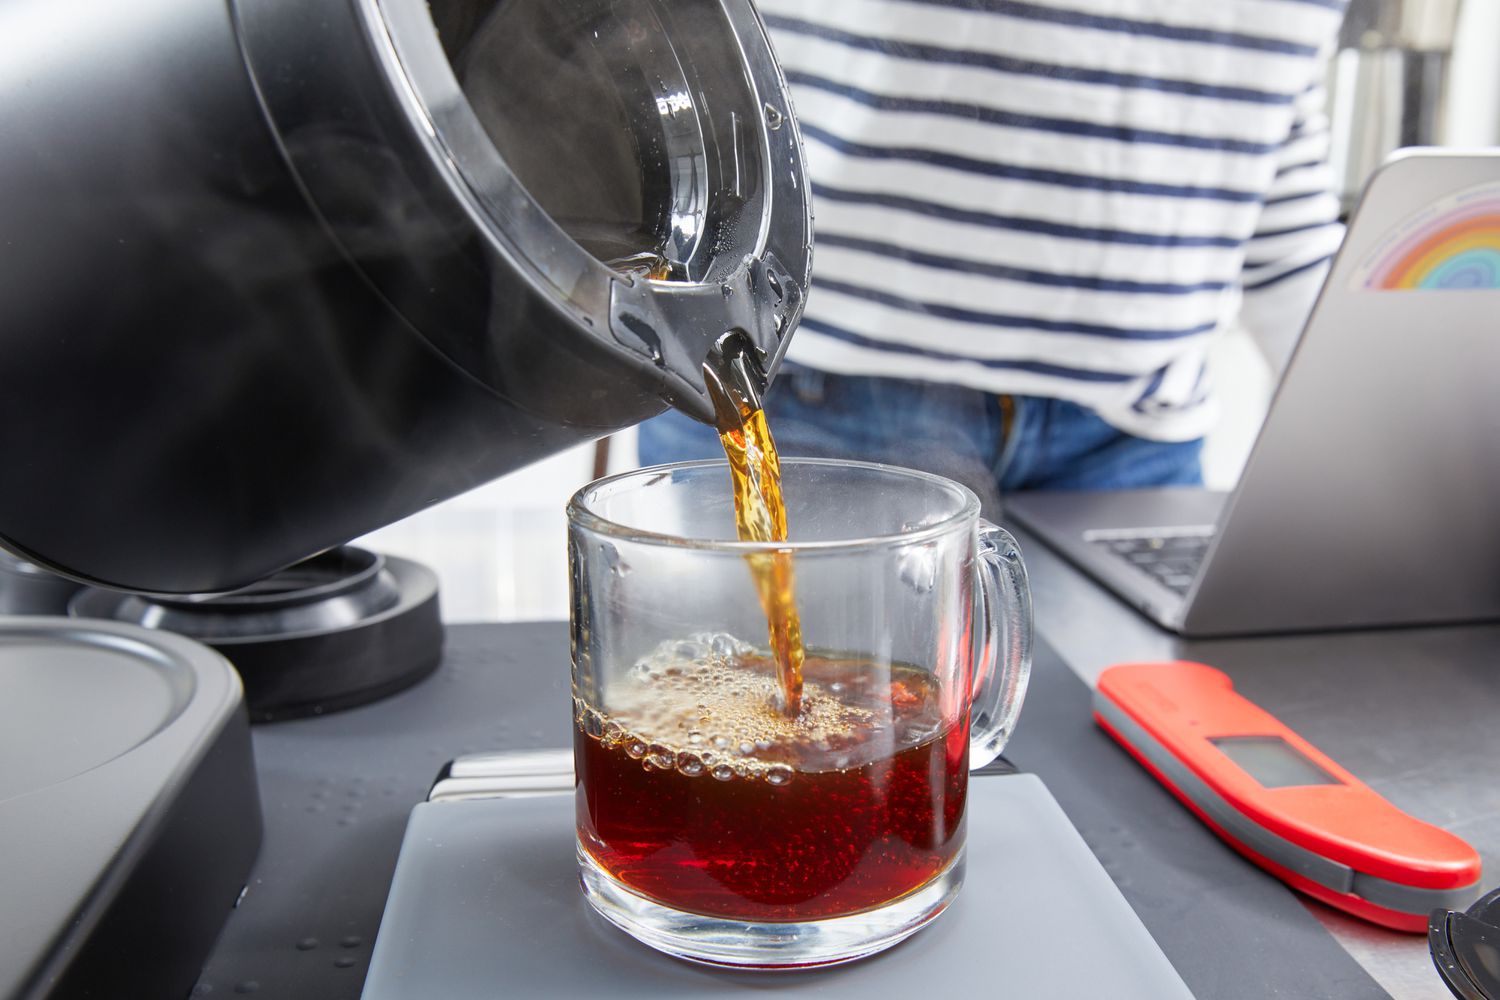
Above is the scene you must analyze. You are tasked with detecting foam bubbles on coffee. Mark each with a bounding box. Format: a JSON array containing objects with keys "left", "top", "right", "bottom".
[{"left": 574, "top": 633, "right": 942, "bottom": 783}]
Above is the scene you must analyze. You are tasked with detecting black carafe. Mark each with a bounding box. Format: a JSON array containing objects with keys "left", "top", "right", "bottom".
[{"left": 0, "top": 0, "right": 812, "bottom": 594}]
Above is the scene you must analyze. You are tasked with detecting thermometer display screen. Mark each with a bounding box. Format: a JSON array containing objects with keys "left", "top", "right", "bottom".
[{"left": 1210, "top": 735, "right": 1342, "bottom": 789}]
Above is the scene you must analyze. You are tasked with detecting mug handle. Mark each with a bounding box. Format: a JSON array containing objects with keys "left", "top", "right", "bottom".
[{"left": 969, "top": 519, "right": 1034, "bottom": 769}]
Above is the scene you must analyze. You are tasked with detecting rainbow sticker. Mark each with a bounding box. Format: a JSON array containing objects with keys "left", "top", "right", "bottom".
[{"left": 1355, "top": 180, "right": 1500, "bottom": 290}]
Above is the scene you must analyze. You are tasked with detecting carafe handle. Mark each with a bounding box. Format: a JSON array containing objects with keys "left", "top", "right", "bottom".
[{"left": 969, "top": 520, "right": 1034, "bottom": 768}]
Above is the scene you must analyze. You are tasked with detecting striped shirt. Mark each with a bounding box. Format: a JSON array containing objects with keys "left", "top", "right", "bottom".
[{"left": 760, "top": 0, "right": 1347, "bottom": 441}]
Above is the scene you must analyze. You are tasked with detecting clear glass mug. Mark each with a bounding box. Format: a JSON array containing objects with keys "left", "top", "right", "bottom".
[{"left": 567, "top": 459, "right": 1032, "bottom": 968}]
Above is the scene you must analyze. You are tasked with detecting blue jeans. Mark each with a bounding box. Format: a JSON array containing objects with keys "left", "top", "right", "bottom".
[{"left": 637, "top": 367, "right": 1201, "bottom": 511}]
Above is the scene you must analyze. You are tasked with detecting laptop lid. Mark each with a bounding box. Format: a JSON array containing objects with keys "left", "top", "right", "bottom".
[{"left": 1181, "top": 149, "right": 1500, "bottom": 635}]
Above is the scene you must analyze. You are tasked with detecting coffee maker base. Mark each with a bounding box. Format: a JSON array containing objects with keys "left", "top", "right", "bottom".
[{"left": 70, "top": 548, "right": 443, "bottom": 722}]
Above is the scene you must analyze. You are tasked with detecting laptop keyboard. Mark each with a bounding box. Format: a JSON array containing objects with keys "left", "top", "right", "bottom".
[{"left": 1089, "top": 530, "right": 1215, "bottom": 595}]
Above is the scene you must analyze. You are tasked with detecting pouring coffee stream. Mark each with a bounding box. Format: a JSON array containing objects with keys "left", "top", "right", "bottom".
[{"left": 703, "top": 335, "right": 806, "bottom": 717}]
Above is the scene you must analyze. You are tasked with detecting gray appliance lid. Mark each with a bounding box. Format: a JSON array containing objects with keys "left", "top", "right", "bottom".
[
  {"left": 0, "top": 618, "right": 244, "bottom": 1000},
  {"left": 1, "top": 627, "right": 196, "bottom": 803}
]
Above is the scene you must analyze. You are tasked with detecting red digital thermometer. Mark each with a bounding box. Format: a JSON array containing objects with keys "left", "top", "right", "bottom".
[{"left": 1094, "top": 661, "right": 1483, "bottom": 931}]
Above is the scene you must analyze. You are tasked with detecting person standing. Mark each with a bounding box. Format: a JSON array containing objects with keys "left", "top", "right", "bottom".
[{"left": 638, "top": 0, "right": 1347, "bottom": 506}]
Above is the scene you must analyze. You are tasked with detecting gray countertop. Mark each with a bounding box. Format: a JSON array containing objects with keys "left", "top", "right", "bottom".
[
  {"left": 198, "top": 620, "right": 1386, "bottom": 999},
  {"left": 199, "top": 498, "right": 1494, "bottom": 999},
  {"left": 1004, "top": 521, "right": 1500, "bottom": 1000}
]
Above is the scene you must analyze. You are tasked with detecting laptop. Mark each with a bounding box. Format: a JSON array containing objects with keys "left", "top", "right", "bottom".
[{"left": 1005, "top": 149, "right": 1500, "bottom": 637}]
